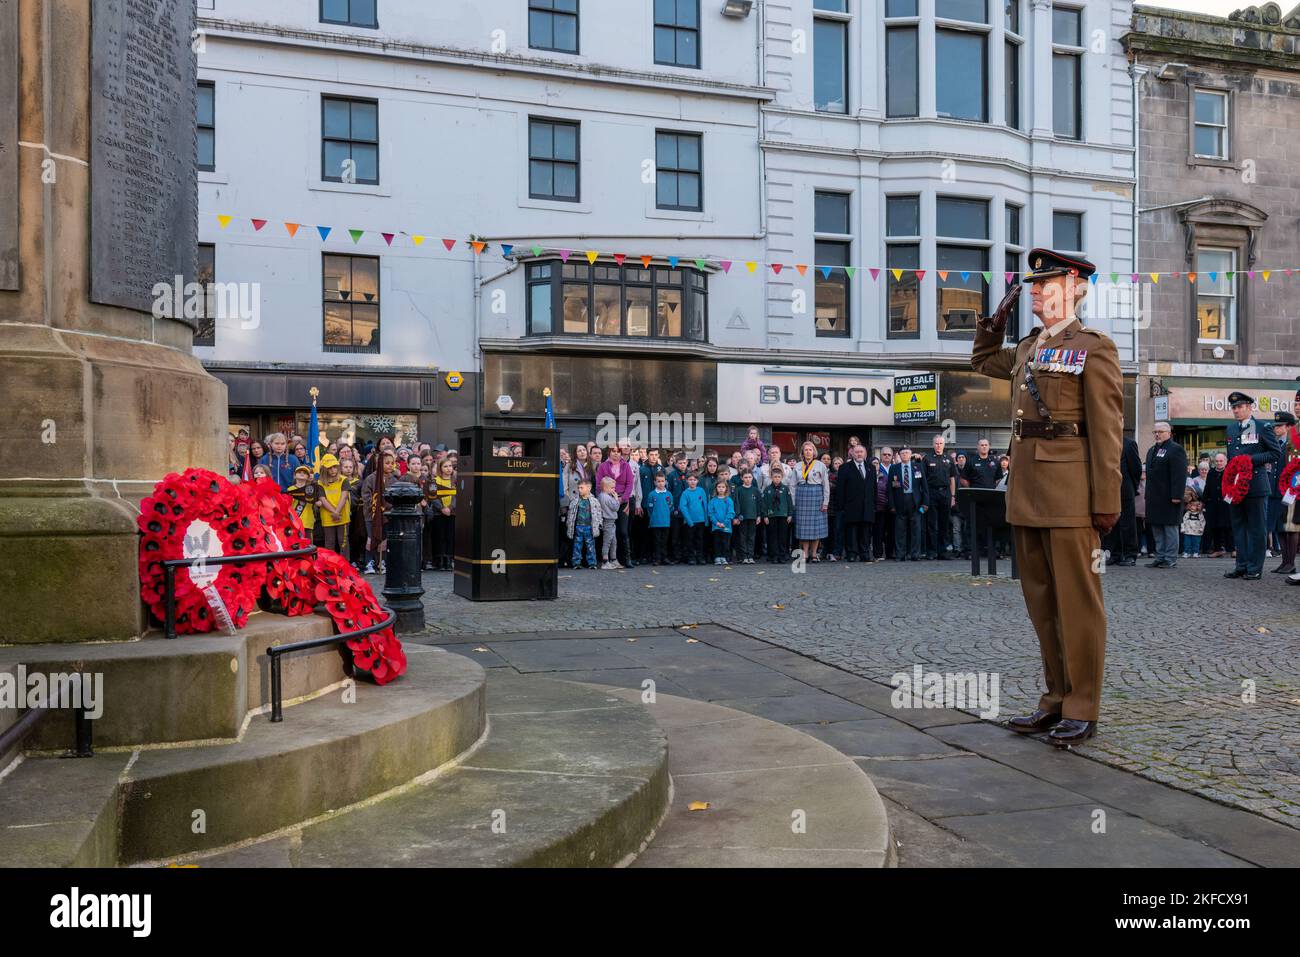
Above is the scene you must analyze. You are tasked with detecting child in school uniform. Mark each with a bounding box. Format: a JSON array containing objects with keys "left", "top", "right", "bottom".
[
  {"left": 706, "top": 479, "right": 736, "bottom": 567},
  {"left": 761, "top": 465, "right": 795, "bottom": 563},
  {"left": 677, "top": 473, "right": 708, "bottom": 565},
  {"left": 288, "top": 465, "right": 318, "bottom": 537},
  {"left": 1181, "top": 490, "right": 1206, "bottom": 559},
  {"left": 598, "top": 476, "right": 622, "bottom": 570},
  {"left": 732, "top": 470, "right": 762, "bottom": 563},
  {"left": 645, "top": 474, "right": 675, "bottom": 566}
]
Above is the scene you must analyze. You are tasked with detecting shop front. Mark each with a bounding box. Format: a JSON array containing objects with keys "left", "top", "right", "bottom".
[
  {"left": 209, "top": 365, "right": 475, "bottom": 451},
  {"left": 1149, "top": 376, "right": 1299, "bottom": 461}
]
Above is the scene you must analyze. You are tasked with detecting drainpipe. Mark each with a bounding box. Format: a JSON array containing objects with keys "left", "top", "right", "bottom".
[{"left": 1130, "top": 61, "right": 1145, "bottom": 447}]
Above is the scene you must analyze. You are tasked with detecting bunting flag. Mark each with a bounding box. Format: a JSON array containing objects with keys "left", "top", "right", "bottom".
[{"left": 202, "top": 211, "right": 1300, "bottom": 285}]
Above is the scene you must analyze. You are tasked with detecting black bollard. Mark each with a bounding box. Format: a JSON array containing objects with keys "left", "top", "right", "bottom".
[{"left": 381, "top": 480, "right": 426, "bottom": 633}]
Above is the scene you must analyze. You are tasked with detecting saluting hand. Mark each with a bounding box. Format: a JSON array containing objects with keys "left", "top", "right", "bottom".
[{"left": 979, "top": 284, "right": 1021, "bottom": 334}]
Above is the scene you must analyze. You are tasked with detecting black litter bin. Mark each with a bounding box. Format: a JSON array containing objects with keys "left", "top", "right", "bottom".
[{"left": 453, "top": 425, "right": 561, "bottom": 601}]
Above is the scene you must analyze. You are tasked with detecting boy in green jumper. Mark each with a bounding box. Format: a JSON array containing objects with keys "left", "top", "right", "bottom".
[
  {"left": 761, "top": 465, "right": 795, "bottom": 564},
  {"left": 732, "top": 469, "right": 762, "bottom": 563}
]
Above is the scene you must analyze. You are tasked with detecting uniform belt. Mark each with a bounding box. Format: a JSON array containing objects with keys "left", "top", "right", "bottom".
[{"left": 1012, "top": 418, "right": 1087, "bottom": 439}]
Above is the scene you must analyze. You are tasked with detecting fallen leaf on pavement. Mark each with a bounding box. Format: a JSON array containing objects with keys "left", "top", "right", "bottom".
[{"left": 687, "top": 801, "right": 711, "bottom": 811}]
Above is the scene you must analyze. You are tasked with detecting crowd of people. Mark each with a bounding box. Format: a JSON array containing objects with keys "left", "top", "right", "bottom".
[
  {"left": 227, "top": 430, "right": 458, "bottom": 575},
  {"left": 226, "top": 406, "right": 1300, "bottom": 583},
  {"left": 557, "top": 426, "right": 1012, "bottom": 570}
]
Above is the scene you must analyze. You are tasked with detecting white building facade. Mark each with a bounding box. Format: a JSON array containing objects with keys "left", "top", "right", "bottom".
[{"left": 195, "top": 0, "right": 1135, "bottom": 454}]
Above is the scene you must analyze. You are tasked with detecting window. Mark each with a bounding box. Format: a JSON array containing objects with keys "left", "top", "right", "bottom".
[
  {"left": 654, "top": 0, "right": 699, "bottom": 68},
  {"left": 193, "top": 244, "right": 216, "bottom": 347},
  {"left": 1004, "top": 0, "right": 1019, "bottom": 32},
  {"left": 322, "top": 96, "right": 379, "bottom": 185},
  {"left": 1193, "top": 90, "right": 1229, "bottom": 159},
  {"left": 814, "top": 17, "right": 848, "bottom": 114},
  {"left": 814, "top": 192, "right": 851, "bottom": 337},
  {"left": 197, "top": 82, "right": 215, "bottom": 171},
  {"left": 936, "top": 29, "right": 987, "bottom": 121},
  {"left": 320, "top": 0, "right": 377, "bottom": 28},
  {"left": 529, "top": 0, "right": 579, "bottom": 54},
  {"left": 1004, "top": 39, "right": 1020, "bottom": 129},
  {"left": 1053, "top": 211, "right": 1083, "bottom": 253},
  {"left": 1196, "top": 248, "right": 1236, "bottom": 343},
  {"left": 656, "top": 132, "right": 702, "bottom": 211},
  {"left": 886, "top": 195, "right": 920, "bottom": 339},
  {"left": 1004, "top": 204, "right": 1023, "bottom": 341},
  {"left": 935, "top": 2, "right": 988, "bottom": 123},
  {"left": 526, "top": 260, "right": 706, "bottom": 341},
  {"left": 936, "top": 197, "right": 989, "bottom": 337},
  {"left": 529, "top": 118, "right": 580, "bottom": 202},
  {"left": 323, "top": 254, "right": 380, "bottom": 353},
  {"left": 885, "top": 1, "right": 918, "bottom": 118},
  {"left": 1052, "top": 6, "right": 1082, "bottom": 139}
]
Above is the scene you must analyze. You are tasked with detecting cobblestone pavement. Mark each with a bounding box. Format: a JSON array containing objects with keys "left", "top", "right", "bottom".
[{"left": 416, "top": 554, "right": 1300, "bottom": 829}]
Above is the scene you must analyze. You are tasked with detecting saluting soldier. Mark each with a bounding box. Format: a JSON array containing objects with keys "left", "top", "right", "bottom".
[
  {"left": 971, "top": 249, "right": 1124, "bottom": 747},
  {"left": 1222, "top": 392, "right": 1282, "bottom": 581}
]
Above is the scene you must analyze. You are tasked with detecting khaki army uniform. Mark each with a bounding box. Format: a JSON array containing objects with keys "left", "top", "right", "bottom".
[{"left": 972, "top": 319, "right": 1123, "bottom": 721}]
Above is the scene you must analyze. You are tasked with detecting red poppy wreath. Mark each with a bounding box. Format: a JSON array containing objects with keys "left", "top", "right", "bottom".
[
  {"left": 310, "top": 549, "right": 406, "bottom": 685},
  {"left": 137, "top": 469, "right": 268, "bottom": 634},
  {"left": 246, "top": 476, "right": 317, "bottom": 616},
  {"left": 1221, "top": 455, "right": 1253, "bottom": 506},
  {"left": 1279, "top": 458, "right": 1300, "bottom": 503}
]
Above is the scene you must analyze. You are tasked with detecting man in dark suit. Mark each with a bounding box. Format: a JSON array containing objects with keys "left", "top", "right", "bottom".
[
  {"left": 1143, "top": 422, "right": 1188, "bottom": 568},
  {"left": 835, "top": 445, "right": 875, "bottom": 562},
  {"left": 1105, "top": 436, "right": 1143, "bottom": 566},
  {"left": 888, "top": 447, "right": 929, "bottom": 561},
  {"left": 1224, "top": 391, "right": 1283, "bottom": 580}
]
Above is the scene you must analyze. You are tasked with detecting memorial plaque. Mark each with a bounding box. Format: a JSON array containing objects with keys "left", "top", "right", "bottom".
[
  {"left": 0, "top": 0, "right": 18, "bottom": 290},
  {"left": 89, "top": 0, "right": 197, "bottom": 319}
]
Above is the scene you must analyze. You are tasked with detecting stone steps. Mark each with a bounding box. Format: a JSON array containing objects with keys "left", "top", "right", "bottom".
[
  {"left": 176, "top": 673, "right": 672, "bottom": 868},
  {"left": 0, "top": 611, "right": 353, "bottom": 749},
  {"left": 0, "top": 645, "right": 486, "bottom": 866}
]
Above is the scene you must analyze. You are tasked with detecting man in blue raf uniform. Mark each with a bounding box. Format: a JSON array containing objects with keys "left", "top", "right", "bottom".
[{"left": 1223, "top": 391, "right": 1282, "bottom": 580}]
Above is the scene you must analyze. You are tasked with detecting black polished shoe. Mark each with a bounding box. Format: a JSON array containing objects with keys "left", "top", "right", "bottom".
[
  {"left": 1272, "top": 563, "right": 1295, "bottom": 574},
  {"left": 1007, "top": 709, "right": 1062, "bottom": 734},
  {"left": 1243, "top": 572, "right": 1262, "bottom": 580},
  {"left": 1146, "top": 559, "right": 1170, "bottom": 568},
  {"left": 1224, "top": 569, "right": 1246, "bottom": 579},
  {"left": 1048, "top": 719, "right": 1096, "bottom": 747},
  {"left": 1118, "top": 557, "right": 1137, "bottom": 566}
]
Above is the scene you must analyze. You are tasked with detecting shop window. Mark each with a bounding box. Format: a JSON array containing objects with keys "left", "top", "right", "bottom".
[
  {"left": 322, "top": 96, "right": 379, "bottom": 184},
  {"left": 323, "top": 254, "right": 381, "bottom": 354},
  {"left": 297, "top": 411, "right": 419, "bottom": 451},
  {"left": 526, "top": 259, "right": 706, "bottom": 341},
  {"left": 1196, "top": 248, "right": 1236, "bottom": 344}
]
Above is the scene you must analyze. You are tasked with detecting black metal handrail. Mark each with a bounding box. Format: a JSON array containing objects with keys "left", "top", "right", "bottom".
[
  {"left": 264, "top": 608, "right": 397, "bottom": 723},
  {"left": 160, "top": 546, "right": 318, "bottom": 639},
  {"left": 0, "top": 704, "right": 94, "bottom": 759}
]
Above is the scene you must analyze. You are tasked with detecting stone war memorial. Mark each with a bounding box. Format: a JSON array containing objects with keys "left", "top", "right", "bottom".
[{"left": 0, "top": 0, "right": 1289, "bottom": 933}]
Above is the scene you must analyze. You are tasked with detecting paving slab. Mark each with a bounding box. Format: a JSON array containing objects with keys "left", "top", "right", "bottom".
[
  {"left": 711, "top": 691, "right": 880, "bottom": 725},
  {"left": 933, "top": 805, "right": 1254, "bottom": 868},
  {"left": 857, "top": 753, "right": 1086, "bottom": 819},
  {"left": 793, "top": 718, "right": 961, "bottom": 759}
]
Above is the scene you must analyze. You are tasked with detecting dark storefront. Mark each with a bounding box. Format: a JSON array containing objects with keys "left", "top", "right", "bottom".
[{"left": 208, "top": 365, "right": 479, "bottom": 449}]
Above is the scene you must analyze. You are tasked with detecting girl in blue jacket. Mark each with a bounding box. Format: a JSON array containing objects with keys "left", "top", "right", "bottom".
[{"left": 706, "top": 480, "right": 736, "bottom": 566}]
